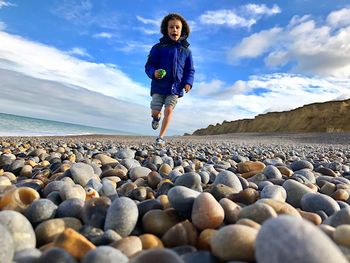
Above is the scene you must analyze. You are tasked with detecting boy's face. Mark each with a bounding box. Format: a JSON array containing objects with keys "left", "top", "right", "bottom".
[{"left": 167, "top": 19, "right": 182, "bottom": 41}]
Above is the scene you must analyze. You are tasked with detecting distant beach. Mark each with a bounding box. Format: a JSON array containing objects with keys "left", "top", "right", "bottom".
[{"left": 0, "top": 112, "right": 131, "bottom": 137}]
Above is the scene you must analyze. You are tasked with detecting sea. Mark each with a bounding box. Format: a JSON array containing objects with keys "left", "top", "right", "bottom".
[{"left": 0, "top": 112, "right": 131, "bottom": 137}]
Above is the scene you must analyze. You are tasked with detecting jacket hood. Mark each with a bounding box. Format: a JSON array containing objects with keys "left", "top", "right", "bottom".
[{"left": 159, "top": 35, "right": 190, "bottom": 48}]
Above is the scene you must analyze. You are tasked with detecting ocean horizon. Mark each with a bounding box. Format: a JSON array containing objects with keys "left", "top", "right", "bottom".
[{"left": 0, "top": 112, "right": 133, "bottom": 137}]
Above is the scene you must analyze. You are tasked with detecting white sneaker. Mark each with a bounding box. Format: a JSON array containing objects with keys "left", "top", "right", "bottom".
[{"left": 155, "top": 137, "right": 165, "bottom": 146}]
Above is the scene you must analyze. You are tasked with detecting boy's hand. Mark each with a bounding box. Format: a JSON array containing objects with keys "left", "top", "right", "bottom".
[
  {"left": 154, "top": 69, "right": 166, "bottom": 79},
  {"left": 184, "top": 84, "right": 191, "bottom": 93}
]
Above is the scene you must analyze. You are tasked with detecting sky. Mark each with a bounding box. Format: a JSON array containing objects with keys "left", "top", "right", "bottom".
[{"left": 0, "top": 0, "right": 350, "bottom": 135}]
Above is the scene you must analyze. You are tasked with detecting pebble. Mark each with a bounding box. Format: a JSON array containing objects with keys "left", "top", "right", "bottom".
[
  {"left": 39, "top": 247, "right": 77, "bottom": 263},
  {"left": 25, "top": 198, "right": 57, "bottom": 225},
  {"left": 212, "top": 170, "right": 242, "bottom": 193},
  {"left": 282, "top": 179, "right": 314, "bottom": 207},
  {"left": 255, "top": 215, "right": 348, "bottom": 263},
  {"left": 81, "top": 245, "right": 128, "bottom": 263},
  {"left": 260, "top": 184, "right": 287, "bottom": 202},
  {"left": 35, "top": 217, "right": 82, "bottom": 246},
  {"left": 211, "top": 224, "right": 258, "bottom": 262},
  {"left": 111, "top": 236, "right": 142, "bottom": 258},
  {"left": 104, "top": 196, "right": 138, "bottom": 237},
  {"left": 238, "top": 202, "right": 277, "bottom": 224},
  {"left": 0, "top": 210, "right": 36, "bottom": 252},
  {"left": 1, "top": 136, "right": 350, "bottom": 262},
  {"left": 301, "top": 192, "right": 340, "bottom": 216},
  {"left": 0, "top": 223, "right": 14, "bottom": 263},
  {"left": 191, "top": 192, "right": 224, "bottom": 230}
]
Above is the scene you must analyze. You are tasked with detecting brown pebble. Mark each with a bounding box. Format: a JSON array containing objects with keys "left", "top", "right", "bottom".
[
  {"left": 162, "top": 219, "right": 198, "bottom": 248},
  {"left": 197, "top": 229, "right": 217, "bottom": 250},
  {"left": 142, "top": 208, "right": 180, "bottom": 237},
  {"left": 191, "top": 192, "right": 225, "bottom": 230},
  {"left": 236, "top": 218, "right": 261, "bottom": 230},
  {"left": 229, "top": 188, "right": 259, "bottom": 205},
  {"left": 331, "top": 189, "right": 349, "bottom": 201},
  {"left": 53, "top": 228, "right": 95, "bottom": 260},
  {"left": 139, "top": 233, "right": 164, "bottom": 249},
  {"left": 297, "top": 209, "right": 322, "bottom": 225},
  {"left": 112, "top": 236, "right": 143, "bottom": 258}
]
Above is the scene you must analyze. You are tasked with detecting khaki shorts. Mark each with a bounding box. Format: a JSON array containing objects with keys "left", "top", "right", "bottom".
[{"left": 150, "top": 94, "right": 178, "bottom": 111}]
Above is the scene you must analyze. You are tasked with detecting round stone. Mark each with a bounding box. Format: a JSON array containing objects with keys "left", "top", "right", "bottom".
[
  {"left": 263, "top": 165, "right": 282, "bottom": 179},
  {"left": 219, "top": 197, "right": 241, "bottom": 224},
  {"left": 168, "top": 186, "right": 200, "bottom": 218},
  {"left": 334, "top": 225, "right": 350, "bottom": 247},
  {"left": 129, "top": 248, "right": 185, "bottom": 263},
  {"left": 104, "top": 197, "right": 138, "bottom": 237},
  {"left": 82, "top": 245, "right": 128, "bottom": 263},
  {"left": 25, "top": 198, "right": 57, "bottom": 225},
  {"left": 301, "top": 192, "right": 340, "bottom": 216},
  {"left": 35, "top": 217, "right": 82, "bottom": 246},
  {"left": 57, "top": 198, "right": 85, "bottom": 219},
  {"left": 161, "top": 220, "right": 198, "bottom": 248},
  {"left": 59, "top": 184, "right": 86, "bottom": 201},
  {"left": 174, "top": 172, "right": 203, "bottom": 192},
  {"left": 39, "top": 247, "right": 76, "bottom": 263},
  {"left": 212, "top": 170, "right": 242, "bottom": 193},
  {"left": 0, "top": 223, "right": 14, "bottom": 263},
  {"left": 211, "top": 224, "right": 258, "bottom": 262},
  {"left": 142, "top": 209, "right": 179, "bottom": 237},
  {"left": 13, "top": 248, "right": 41, "bottom": 263},
  {"left": 0, "top": 210, "right": 36, "bottom": 252},
  {"left": 191, "top": 192, "right": 224, "bottom": 230},
  {"left": 70, "top": 162, "right": 96, "bottom": 186},
  {"left": 129, "top": 166, "right": 152, "bottom": 181},
  {"left": 282, "top": 179, "right": 314, "bottom": 207},
  {"left": 139, "top": 233, "right": 164, "bottom": 249},
  {"left": 197, "top": 229, "right": 217, "bottom": 250},
  {"left": 237, "top": 161, "right": 265, "bottom": 173},
  {"left": 260, "top": 185, "right": 287, "bottom": 202},
  {"left": 238, "top": 202, "right": 277, "bottom": 224},
  {"left": 290, "top": 160, "right": 314, "bottom": 171},
  {"left": 255, "top": 215, "right": 348, "bottom": 263},
  {"left": 111, "top": 236, "right": 142, "bottom": 258}
]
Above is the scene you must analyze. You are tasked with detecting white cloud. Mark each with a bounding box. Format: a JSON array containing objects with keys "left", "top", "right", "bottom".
[
  {"left": 199, "top": 4, "right": 280, "bottom": 29},
  {"left": 230, "top": 27, "right": 282, "bottom": 61},
  {"left": 326, "top": 8, "right": 350, "bottom": 28},
  {"left": 244, "top": 4, "right": 281, "bottom": 16},
  {"left": 199, "top": 10, "right": 256, "bottom": 28},
  {"left": 93, "top": 32, "right": 113, "bottom": 39},
  {"left": 0, "top": 31, "right": 149, "bottom": 105},
  {"left": 229, "top": 7, "right": 350, "bottom": 78},
  {"left": 0, "top": 0, "right": 15, "bottom": 8},
  {"left": 136, "top": 15, "right": 159, "bottom": 26},
  {"left": 194, "top": 79, "right": 225, "bottom": 97},
  {"left": 66, "top": 47, "right": 92, "bottom": 58}
]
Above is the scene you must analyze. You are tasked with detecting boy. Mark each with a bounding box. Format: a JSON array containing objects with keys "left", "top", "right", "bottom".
[{"left": 145, "top": 13, "right": 195, "bottom": 146}]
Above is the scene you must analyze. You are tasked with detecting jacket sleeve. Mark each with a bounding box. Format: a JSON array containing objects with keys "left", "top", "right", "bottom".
[
  {"left": 145, "top": 45, "right": 158, "bottom": 80},
  {"left": 182, "top": 49, "right": 195, "bottom": 88}
]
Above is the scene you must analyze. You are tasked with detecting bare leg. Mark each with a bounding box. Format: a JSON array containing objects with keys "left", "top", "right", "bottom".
[{"left": 159, "top": 106, "right": 173, "bottom": 137}]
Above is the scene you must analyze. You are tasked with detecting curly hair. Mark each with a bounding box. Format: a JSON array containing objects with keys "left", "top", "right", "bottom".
[{"left": 160, "top": 13, "right": 190, "bottom": 38}]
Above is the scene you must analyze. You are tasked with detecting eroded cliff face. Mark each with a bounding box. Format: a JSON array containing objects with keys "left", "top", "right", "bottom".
[{"left": 192, "top": 99, "right": 350, "bottom": 135}]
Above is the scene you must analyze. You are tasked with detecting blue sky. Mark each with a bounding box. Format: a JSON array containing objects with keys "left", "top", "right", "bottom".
[{"left": 0, "top": 0, "right": 350, "bottom": 135}]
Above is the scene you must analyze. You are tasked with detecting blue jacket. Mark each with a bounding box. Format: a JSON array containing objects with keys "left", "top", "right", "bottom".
[{"left": 145, "top": 36, "right": 195, "bottom": 97}]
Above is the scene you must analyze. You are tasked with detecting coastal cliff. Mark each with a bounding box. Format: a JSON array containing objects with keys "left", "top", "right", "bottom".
[{"left": 192, "top": 99, "right": 350, "bottom": 135}]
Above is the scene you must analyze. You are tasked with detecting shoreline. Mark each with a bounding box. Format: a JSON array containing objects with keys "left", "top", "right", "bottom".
[{"left": 1, "top": 131, "right": 350, "bottom": 146}]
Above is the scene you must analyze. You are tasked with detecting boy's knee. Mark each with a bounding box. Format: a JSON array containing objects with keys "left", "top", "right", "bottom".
[{"left": 165, "top": 106, "right": 173, "bottom": 113}]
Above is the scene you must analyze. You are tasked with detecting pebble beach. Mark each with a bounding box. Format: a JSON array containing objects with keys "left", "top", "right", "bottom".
[{"left": 1, "top": 132, "right": 350, "bottom": 263}]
